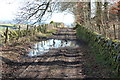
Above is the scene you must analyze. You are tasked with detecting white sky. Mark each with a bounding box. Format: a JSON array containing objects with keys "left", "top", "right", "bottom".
[
  {"left": 0, "top": 0, "right": 24, "bottom": 21},
  {"left": 49, "top": 12, "right": 75, "bottom": 25},
  {"left": 0, "top": 0, "right": 115, "bottom": 25},
  {"left": 0, "top": 0, "right": 75, "bottom": 25}
]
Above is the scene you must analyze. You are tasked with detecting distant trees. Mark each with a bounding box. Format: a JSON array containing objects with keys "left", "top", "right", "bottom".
[
  {"left": 75, "top": 0, "right": 120, "bottom": 40},
  {"left": 17, "top": 0, "right": 120, "bottom": 40},
  {"left": 108, "top": 0, "right": 120, "bottom": 39},
  {"left": 111, "top": 1, "right": 120, "bottom": 39},
  {"left": 50, "top": 21, "right": 54, "bottom": 24}
]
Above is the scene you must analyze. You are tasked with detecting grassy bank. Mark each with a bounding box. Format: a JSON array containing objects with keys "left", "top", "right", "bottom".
[
  {"left": 76, "top": 23, "right": 120, "bottom": 78},
  {"left": 0, "top": 24, "right": 57, "bottom": 45}
]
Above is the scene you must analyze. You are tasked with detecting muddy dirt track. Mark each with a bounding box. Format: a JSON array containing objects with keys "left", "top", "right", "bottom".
[{"left": 1, "top": 28, "right": 111, "bottom": 79}]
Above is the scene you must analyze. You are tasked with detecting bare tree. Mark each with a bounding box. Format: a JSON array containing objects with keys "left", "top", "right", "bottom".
[{"left": 17, "top": 0, "right": 56, "bottom": 24}]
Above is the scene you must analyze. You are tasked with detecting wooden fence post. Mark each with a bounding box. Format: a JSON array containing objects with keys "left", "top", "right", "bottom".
[
  {"left": 37, "top": 25, "right": 40, "bottom": 32},
  {"left": 26, "top": 25, "right": 29, "bottom": 35},
  {"left": 33, "top": 25, "right": 36, "bottom": 35},
  {"left": 27, "top": 25, "right": 29, "bottom": 30},
  {"left": 17, "top": 25, "right": 21, "bottom": 40},
  {"left": 40, "top": 25, "right": 42, "bottom": 32},
  {"left": 5, "top": 26, "right": 9, "bottom": 43},
  {"left": 44, "top": 24, "right": 46, "bottom": 33},
  {"left": 56, "top": 23, "right": 57, "bottom": 27},
  {"left": 37, "top": 25, "right": 39, "bottom": 32}
]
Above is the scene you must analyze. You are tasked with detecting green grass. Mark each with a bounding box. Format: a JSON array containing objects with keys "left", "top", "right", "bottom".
[
  {"left": 94, "top": 52, "right": 119, "bottom": 78},
  {"left": 0, "top": 27, "right": 6, "bottom": 31},
  {"left": 0, "top": 24, "right": 19, "bottom": 32},
  {"left": 0, "top": 27, "right": 17, "bottom": 32},
  {"left": 47, "top": 30, "right": 57, "bottom": 33},
  {"left": 0, "top": 24, "right": 14, "bottom": 27}
]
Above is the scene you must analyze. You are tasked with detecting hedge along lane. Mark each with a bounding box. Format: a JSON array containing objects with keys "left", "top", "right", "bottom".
[{"left": 76, "top": 23, "right": 120, "bottom": 76}]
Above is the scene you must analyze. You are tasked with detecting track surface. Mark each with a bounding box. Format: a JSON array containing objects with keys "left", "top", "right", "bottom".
[
  {"left": 2, "top": 28, "right": 111, "bottom": 79},
  {"left": 11, "top": 28, "right": 88, "bottom": 78}
]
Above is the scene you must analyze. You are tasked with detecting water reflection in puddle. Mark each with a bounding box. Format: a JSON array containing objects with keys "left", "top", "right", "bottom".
[{"left": 28, "top": 39, "right": 79, "bottom": 57}]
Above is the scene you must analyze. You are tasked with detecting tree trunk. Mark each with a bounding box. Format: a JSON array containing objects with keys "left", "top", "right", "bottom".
[
  {"left": 76, "top": 2, "right": 84, "bottom": 25},
  {"left": 113, "top": 24, "right": 117, "bottom": 39},
  {"left": 103, "top": 1, "right": 109, "bottom": 37},
  {"left": 96, "top": 2, "right": 102, "bottom": 34},
  {"left": 118, "top": 1, "right": 120, "bottom": 40},
  {"left": 86, "top": 2, "right": 91, "bottom": 29}
]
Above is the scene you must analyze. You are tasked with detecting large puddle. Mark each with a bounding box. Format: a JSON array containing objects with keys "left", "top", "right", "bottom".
[{"left": 28, "top": 39, "right": 79, "bottom": 57}]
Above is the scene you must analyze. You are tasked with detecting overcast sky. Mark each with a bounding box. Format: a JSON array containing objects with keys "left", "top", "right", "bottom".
[
  {"left": 0, "top": 0, "right": 75, "bottom": 26},
  {"left": 0, "top": 0, "right": 115, "bottom": 25},
  {"left": 0, "top": 0, "right": 24, "bottom": 21}
]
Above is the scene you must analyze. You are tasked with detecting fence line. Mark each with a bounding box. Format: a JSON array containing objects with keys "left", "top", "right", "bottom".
[{"left": 3, "top": 23, "right": 60, "bottom": 43}]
